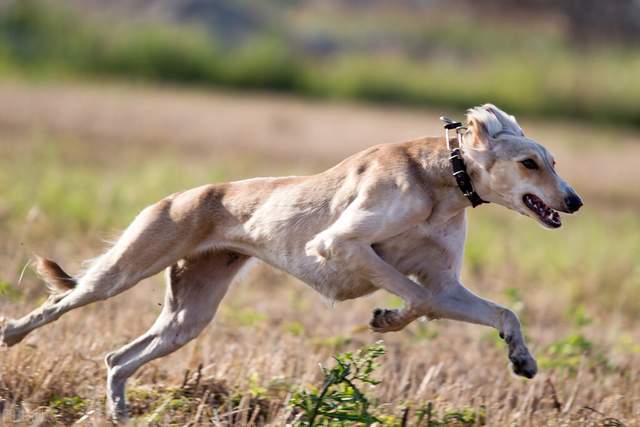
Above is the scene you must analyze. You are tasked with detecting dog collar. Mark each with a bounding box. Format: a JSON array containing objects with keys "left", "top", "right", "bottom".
[{"left": 440, "top": 116, "right": 488, "bottom": 208}]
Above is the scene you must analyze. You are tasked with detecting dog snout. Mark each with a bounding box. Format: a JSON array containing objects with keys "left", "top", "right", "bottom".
[{"left": 563, "top": 192, "right": 583, "bottom": 213}]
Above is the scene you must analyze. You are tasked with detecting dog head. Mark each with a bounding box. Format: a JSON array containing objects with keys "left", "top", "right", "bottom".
[{"left": 462, "top": 104, "right": 582, "bottom": 229}]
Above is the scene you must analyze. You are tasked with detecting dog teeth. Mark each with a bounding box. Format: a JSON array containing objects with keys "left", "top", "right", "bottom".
[{"left": 524, "top": 193, "right": 561, "bottom": 226}]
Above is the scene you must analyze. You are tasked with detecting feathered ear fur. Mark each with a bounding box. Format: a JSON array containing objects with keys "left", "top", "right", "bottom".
[
  {"left": 466, "top": 115, "right": 493, "bottom": 151},
  {"left": 465, "top": 103, "right": 523, "bottom": 150}
]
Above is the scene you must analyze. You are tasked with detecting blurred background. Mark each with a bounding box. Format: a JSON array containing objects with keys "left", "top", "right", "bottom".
[
  {"left": 0, "top": 0, "right": 639, "bottom": 425},
  {"left": 2, "top": 0, "right": 640, "bottom": 123}
]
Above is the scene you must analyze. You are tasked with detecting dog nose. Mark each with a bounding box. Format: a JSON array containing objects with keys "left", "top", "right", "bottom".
[{"left": 564, "top": 193, "right": 583, "bottom": 213}]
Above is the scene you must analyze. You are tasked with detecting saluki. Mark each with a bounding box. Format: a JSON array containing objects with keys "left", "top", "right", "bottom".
[{"left": 1, "top": 104, "right": 582, "bottom": 420}]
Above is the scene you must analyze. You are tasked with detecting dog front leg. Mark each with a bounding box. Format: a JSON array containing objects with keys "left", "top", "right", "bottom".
[
  {"left": 429, "top": 280, "right": 537, "bottom": 378},
  {"left": 307, "top": 233, "right": 432, "bottom": 331},
  {"left": 305, "top": 190, "right": 433, "bottom": 331}
]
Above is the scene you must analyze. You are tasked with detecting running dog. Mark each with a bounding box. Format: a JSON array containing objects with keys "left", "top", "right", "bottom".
[{"left": 0, "top": 104, "right": 582, "bottom": 420}]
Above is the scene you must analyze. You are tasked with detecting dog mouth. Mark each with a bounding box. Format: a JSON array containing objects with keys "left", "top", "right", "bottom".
[{"left": 523, "top": 194, "right": 561, "bottom": 228}]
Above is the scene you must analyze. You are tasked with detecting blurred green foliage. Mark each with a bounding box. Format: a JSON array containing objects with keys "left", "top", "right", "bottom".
[
  {"left": 0, "top": 138, "right": 224, "bottom": 234},
  {"left": 0, "top": 1, "right": 299, "bottom": 90},
  {"left": 538, "top": 305, "right": 611, "bottom": 373},
  {"left": 0, "top": 279, "right": 22, "bottom": 301},
  {"left": 414, "top": 401, "right": 486, "bottom": 427},
  {"left": 1, "top": 1, "right": 640, "bottom": 125},
  {"left": 47, "top": 395, "right": 87, "bottom": 423}
]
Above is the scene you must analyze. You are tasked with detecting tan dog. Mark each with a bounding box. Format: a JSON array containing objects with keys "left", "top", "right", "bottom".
[{"left": 1, "top": 104, "right": 582, "bottom": 420}]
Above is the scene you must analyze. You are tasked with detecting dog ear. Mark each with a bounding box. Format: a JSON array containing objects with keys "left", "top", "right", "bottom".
[{"left": 466, "top": 116, "right": 494, "bottom": 151}]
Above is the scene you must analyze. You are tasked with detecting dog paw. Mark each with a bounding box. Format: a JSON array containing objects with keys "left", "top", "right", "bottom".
[
  {"left": 509, "top": 347, "right": 537, "bottom": 379},
  {"left": 106, "top": 396, "right": 130, "bottom": 424},
  {"left": 0, "top": 318, "right": 24, "bottom": 348},
  {"left": 369, "top": 308, "right": 406, "bottom": 333}
]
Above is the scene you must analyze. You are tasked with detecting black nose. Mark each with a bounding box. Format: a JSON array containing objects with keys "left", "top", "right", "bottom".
[{"left": 564, "top": 193, "right": 583, "bottom": 213}]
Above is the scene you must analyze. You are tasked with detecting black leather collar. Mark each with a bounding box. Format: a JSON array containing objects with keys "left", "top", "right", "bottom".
[
  {"left": 449, "top": 147, "right": 487, "bottom": 207},
  {"left": 440, "top": 117, "right": 488, "bottom": 208}
]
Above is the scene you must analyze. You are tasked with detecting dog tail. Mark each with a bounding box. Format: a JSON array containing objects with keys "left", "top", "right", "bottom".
[{"left": 35, "top": 255, "right": 77, "bottom": 294}]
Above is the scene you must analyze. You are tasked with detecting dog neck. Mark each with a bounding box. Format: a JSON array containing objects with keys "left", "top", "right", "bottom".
[{"left": 409, "top": 137, "right": 483, "bottom": 215}]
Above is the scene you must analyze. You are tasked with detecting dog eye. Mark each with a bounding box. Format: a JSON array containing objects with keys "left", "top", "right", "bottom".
[{"left": 520, "top": 159, "right": 539, "bottom": 170}]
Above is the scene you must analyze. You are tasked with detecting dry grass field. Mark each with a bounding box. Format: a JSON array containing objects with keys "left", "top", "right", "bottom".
[{"left": 0, "top": 81, "right": 639, "bottom": 425}]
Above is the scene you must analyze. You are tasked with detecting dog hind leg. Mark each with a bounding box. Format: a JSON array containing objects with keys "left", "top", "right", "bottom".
[
  {"left": 1, "top": 200, "right": 206, "bottom": 347},
  {"left": 104, "top": 251, "right": 248, "bottom": 421}
]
